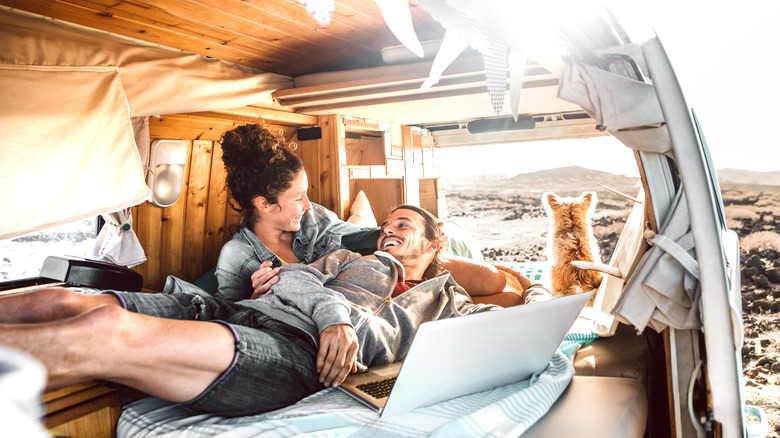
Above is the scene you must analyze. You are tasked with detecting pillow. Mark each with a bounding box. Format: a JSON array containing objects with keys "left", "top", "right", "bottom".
[
  {"left": 441, "top": 218, "right": 484, "bottom": 261},
  {"left": 346, "top": 190, "right": 377, "bottom": 227}
]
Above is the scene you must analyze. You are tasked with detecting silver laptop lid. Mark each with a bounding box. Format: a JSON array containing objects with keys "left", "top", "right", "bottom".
[{"left": 381, "top": 291, "right": 592, "bottom": 417}]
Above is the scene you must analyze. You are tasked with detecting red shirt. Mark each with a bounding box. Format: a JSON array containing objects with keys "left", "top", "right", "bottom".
[{"left": 392, "top": 279, "right": 423, "bottom": 298}]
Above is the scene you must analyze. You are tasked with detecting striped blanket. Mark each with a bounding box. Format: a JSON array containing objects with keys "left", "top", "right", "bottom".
[{"left": 118, "top": 332, "right": 596, "bottom": 438}]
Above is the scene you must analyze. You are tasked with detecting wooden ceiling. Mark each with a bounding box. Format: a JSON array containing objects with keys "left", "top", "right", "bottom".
[
  {"left": 0, "top": 0, "right": 445, "bottom": 77},
  {"left": 1, "top": 0, "right": 613, "bottom": 139}
]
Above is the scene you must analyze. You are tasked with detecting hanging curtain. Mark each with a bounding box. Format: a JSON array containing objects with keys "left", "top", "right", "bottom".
[
  {"left": 0, "top": 7, "right": 292, "bottom": 240},
  {"left": 88, "top": 208, "right": 147, "bottom": 267},
  {"left": 556, "top": 45, "right": 673, "bottom": 154},
  {"left": 612, "top": 191, "right": 701, "bottom": 332}
]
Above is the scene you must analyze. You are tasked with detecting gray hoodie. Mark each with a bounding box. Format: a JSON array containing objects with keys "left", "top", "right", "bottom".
[{"left": 237, "top": 249, "right": 499, "bottom": 370}]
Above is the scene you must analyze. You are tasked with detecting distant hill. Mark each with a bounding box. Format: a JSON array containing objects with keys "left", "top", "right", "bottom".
[
  {"left": 455, "top": 166, "right": 641, "bottom": 196},
  {"left": 717, "top": 168, "right": 780, "bottom": 189}
]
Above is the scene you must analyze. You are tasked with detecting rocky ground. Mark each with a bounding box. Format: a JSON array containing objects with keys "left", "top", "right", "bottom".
[{"left": 445, "top": 170, "right": 780, "bottom": 436}]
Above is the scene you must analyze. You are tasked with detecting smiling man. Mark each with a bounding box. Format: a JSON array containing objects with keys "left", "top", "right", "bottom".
[{"left": 0, "top": 205, "right": 503, "bottom": 417}]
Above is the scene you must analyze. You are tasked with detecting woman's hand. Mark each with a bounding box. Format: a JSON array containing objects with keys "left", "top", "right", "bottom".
[
  {"left": 249, "top": 260, "right": 280, "bottom": 299},
  {"left": 317, "top": 324, "right": 359, "bottom": 387}
]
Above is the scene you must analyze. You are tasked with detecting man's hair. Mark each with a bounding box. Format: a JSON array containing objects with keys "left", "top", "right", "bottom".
[
  {"left": 220, "top": 124, "right": 303, "bottom": 227},
  {"left": 390, "top": 205, "right": 446, "bottom": 277}
]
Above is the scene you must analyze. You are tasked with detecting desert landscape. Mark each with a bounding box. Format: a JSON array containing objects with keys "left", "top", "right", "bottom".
[{"left": 446, "top": 166, "right": 780, "bottom": 436}]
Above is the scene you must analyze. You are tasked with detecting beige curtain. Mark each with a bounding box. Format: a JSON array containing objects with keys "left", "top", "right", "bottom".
[
  {"left": 0, "top": 7, "right": 293, "bottom": 240},
  {"left": 0, "top": 64, "right": 149, "bottom": 239}
]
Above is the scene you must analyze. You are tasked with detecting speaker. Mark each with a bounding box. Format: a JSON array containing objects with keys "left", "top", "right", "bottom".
[{"left": 297, "top": 127, "right": 322, "bottom": 141}]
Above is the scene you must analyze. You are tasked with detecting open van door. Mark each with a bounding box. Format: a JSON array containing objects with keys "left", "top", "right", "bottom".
[{"left": 642, "top": 37, "right": 750, "bottom": 436}]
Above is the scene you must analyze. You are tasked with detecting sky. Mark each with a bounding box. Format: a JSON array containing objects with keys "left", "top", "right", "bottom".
[{"left": 439, "top": 1, "right": 780, "bottom": 178}]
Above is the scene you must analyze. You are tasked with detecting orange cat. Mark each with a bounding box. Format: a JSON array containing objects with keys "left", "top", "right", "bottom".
[{"left": 543, "top": 191, "right": 603, "bottom": 295}]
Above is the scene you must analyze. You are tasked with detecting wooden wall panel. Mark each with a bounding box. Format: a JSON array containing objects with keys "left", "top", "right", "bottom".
[
  {"left": 297, "top": 137, "right": 324, "bottom": 207},
  {"left": 159, "top": 140, "right": 193, "bottom": 282},
  {"left": 203, "top": 141, "right": 229, "bottom": 272},
  {"left": 134, "top": 201, "right": 163, "bottom": 290},
  {"left": 182, "top": 140, "right": 213, "bottom": 282},
  {"left": 133, "top": 118, "right": 241, "bottom": 291}
]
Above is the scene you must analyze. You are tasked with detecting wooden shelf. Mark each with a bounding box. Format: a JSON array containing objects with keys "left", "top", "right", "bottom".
[{"left": 44, "top": 381, "right": 120, "bottom": 438}]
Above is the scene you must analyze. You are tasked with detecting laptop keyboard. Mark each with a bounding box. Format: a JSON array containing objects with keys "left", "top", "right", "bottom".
[{"left": 356, "top": 377, "right": 397, "bottom": 399}]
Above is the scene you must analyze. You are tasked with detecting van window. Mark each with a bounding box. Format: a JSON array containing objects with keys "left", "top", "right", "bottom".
[{"left": 0, "top": 217, "right": 98, "bottom": 282}]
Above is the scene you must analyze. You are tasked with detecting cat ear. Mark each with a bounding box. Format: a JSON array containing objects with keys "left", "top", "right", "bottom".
[
  {"left": 581, "top": 192, "right": 591, "bottom": 205},
  {"left": 581, "top": 192, "right": 597, "bottom": 213},
  {"left": 543, "top": 192, "right": 559, "bottom": 211}
]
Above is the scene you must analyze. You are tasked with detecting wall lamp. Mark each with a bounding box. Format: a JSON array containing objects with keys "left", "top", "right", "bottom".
[{"left": 147, "top": 139, "right": 186, "bottom": 208}]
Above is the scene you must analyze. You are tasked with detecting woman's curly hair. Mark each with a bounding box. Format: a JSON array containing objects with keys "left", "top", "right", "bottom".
[{"left": 220, "top": 124, "right": 303, "bottom": 226}]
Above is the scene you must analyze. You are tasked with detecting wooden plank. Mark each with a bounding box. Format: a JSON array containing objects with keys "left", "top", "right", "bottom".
[
  {"left": 297, "top": 137, "right": 324, "bottom": 206},
  {"left": 318, "top": 114, "right": 344, "bottom": 216},
  {"left": 44, "top": 383, "right": 114, "bottom": 415},
  {"left": 189, "top": 106, "right": 319, "bottom": 126},
  {"left": 159, "top": 140, "right": 193, "bottom": 282},
  {"left": 412, "top": 129, "right": 423, "bottom": 164},
  {"left": 182, "top": 140, "right": 212, "bottom": 282},
  {"left": 150, "top": 115, "right": 297, "bottom": 142},
  {"left": 45, "top": 392, "right": 120, "bottom": 436},
  {"left": 149, "top": 115, "right": 243, "bottom": 142},
  {"left": 133, "top": 201, "right": 163, "bottom": 290},
  {"left": 203, "top": 140, "right": 228, "bottom": 271},
  {"left": 224, "top": 198, "right": 243, "bottom": 240},
  {"left": 401, "top": 125, "right": 419, "bottom": 206}
]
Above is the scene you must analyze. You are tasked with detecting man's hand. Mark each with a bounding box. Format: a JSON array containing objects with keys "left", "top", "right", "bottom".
[
  {"left": 249, "top": 261, "right": 280, "bottom": 299},
  {"left": 317, "top": 324, "right": 358, "bottom": 387}
]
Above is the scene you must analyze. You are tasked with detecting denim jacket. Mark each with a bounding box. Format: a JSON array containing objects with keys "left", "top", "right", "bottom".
[
  {"left": 237, "top": 249, "right": 499, "bottom": 370},
  {"left": 215, "top": 203, "right": 379, "bottom": 301}
]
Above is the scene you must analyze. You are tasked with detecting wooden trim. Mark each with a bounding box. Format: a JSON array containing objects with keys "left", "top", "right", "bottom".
[
  {"left": 44, "top": 392, "right": 120, "bottom": 430},
  {"left": 188, "top": 106, "right": 319, "bottom": 126}
]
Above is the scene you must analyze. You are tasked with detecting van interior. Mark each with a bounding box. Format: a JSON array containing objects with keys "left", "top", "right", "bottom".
[{"left": 0, "top": 1, "right": 763, "bottom": 437}]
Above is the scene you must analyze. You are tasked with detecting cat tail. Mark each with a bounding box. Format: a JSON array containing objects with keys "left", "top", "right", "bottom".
[{"left": 570, "top": 261, "right": 622, "bottom": 279}]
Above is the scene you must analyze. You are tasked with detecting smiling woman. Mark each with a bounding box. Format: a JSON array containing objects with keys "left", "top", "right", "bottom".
[{"left": 213, "top": 124, "right": 379, "bottom": 302}]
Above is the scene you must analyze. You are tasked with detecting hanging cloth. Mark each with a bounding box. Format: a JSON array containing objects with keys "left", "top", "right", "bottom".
[
  {"left": 88, "top": 208, "right": 146, "bottom": 267},
  {"left": 612, "top": 190, "right": 701, "bottom": 332}
]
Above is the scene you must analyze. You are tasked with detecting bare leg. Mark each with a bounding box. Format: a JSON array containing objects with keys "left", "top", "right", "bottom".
[
  {"left": 0, "top": 287, "right": 118, "bottom": 324},
  {"left": 0, "top": 304, "right": 235, "bottom": 402}
]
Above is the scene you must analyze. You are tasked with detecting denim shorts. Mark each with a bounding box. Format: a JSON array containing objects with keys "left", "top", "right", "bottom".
[{"left": 111, "top": 289, "right": 323, "bottom": 416}]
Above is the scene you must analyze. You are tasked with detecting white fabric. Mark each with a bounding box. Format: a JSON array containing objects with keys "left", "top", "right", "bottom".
[
  {"left": 612, "top": 191, "right": 702, "bottom": 333},
  {"left": 89, "top": 208, "right": 147, "bottom": 267},
  {"left": 0, "top": 64, "right": 150, "bottom": 239},
  {"left": 132, "top": 116, "right": 151, "bottom": 174},
  {"left": 556, "top": 46, "right": 673, "bottom": 154},
  {"left": 0, "top": 347, "right": 48, "bottom": 438}
]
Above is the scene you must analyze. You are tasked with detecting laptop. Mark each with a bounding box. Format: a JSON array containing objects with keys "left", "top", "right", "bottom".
[{"left": 339, "top": 291, "right": 592, "bottom": 417}]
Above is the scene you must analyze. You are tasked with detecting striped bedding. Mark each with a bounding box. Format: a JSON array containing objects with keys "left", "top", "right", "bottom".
[{"left": 118, "top": 332, "right": 596, "bottom": 438}]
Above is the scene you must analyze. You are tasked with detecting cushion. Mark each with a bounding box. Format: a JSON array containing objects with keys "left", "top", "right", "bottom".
[
  {"left": 573, "top": 322, "right": 649, "bottom": 384},
  {"left": 524, "top": 376, "right": 647, "bottom": 438},
  {"left": 346, "top": 190, "right": 377, "bottom": 227}
]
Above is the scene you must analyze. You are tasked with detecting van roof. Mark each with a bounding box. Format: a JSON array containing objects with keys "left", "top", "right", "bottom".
[{"left": 1, "top": 1, "right": 630, "bottom": 143}]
